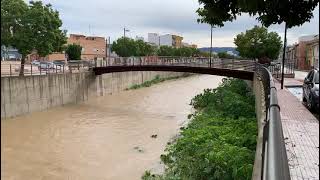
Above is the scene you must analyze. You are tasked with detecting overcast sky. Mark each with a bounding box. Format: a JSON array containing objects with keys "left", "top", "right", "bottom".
[{"left": 38, "top": 0, "right": 319, "bottom": 47}]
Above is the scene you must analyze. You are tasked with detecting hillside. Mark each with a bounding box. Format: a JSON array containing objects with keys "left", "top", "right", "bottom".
[{"left": 198, "top": 47, "right": 239, "bottom": 55}]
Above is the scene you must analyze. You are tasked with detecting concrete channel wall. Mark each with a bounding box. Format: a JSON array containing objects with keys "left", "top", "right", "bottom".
[{"left": 1, "top": 71, "right": 186, "bottom": 119}]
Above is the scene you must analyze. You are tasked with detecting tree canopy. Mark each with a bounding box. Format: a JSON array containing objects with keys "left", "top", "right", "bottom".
[
  {"left": 197, "top": 0, "right": 319, "bottom": 28},
  {"left": 157, "top": 46, "right": 200, "bottom": 57},
  {"left": 111, "top": 37, "right": 138, "bottom": 57},
  {"left": 111, "top": 37, "right": 200, "bottom": 57},
  {"left": 66, "top": 44, "right": 82, "bottom": 60},
  {"left": 234, "top": 26, "right": 281, "bottom": 59},
  {"left": 217, "top": 51, "right": 236, "bottom": 59},
  {"left": 234, "top": 26, "right": 282, "bottom": 60},
  {"left": 1, "top": 0, "right": 67, "bottom": 75}
]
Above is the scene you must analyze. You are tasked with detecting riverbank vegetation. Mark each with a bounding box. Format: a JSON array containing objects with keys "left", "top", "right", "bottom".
[
  {"left": 126, "top": 74, "right": 191, "bottom": 90},
  {"left": 142, "top": 78, "right": 257, "bottom": 180}
]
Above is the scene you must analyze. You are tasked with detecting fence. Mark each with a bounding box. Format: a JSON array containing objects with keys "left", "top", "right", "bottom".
[
  {"left": 100, "top": 56, "right": 256, "bottom": 71},
  {"left": 1, "top": 62, "right": 93, "bottom": 77},
  {"left": 255, "top": 64, "right": 291, "bottom": 180},
  {"left": 268, "top": 59, "right": 295, "bottom": 78}
]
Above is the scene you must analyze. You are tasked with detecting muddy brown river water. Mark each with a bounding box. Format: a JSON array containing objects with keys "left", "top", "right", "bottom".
[{"left": 1, "top": 75, "right": 223, "bottom": 180}]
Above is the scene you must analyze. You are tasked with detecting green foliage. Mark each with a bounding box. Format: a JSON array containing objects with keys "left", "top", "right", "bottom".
[
  {"left": 157, "top": 46, "right": 200, "bottom": 57},
  {"left": 111, "top": 37, "right": 137, "bottom": 57},
  {"left": 66, "top": 44, "right": 82, "bottom": 60},
  {"left": 135, "top": 39, "right": 155, "bottom": 56},
  {"left": 217, "top": 51, "right": 235, "bottom": 59},
  {"left": 234, "top": 26, "right": 282, "bottom": 60},
  {"left": 111, "top": 37, "right": 200, "bottom": 57},
  {"left": 1, "top": 0, "right": 67, "bottom": 76},
  {"left": 1, "top": 0, "right": 27, "bottom": 46},
  {"left": 143, "top": 78, "right": 257, "bottom": 180},
  {"left": 157, "top": 46, "right": 175, "bottom": 56},
  {"left": 196, "top": 0, "right": 319, "bottom": 28}
]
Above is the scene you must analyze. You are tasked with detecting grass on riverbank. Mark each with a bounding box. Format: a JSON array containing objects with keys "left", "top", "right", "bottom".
[
  {"left": 126, "top": 74, "right": 191, "bottom": 90},
  {"left": 142, "top": 78, "right": 257, "bottom": 180}
]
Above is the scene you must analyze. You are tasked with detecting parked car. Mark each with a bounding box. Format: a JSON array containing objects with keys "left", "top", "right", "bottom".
[
  {"left": 39, "top": 62, "right": 55, "bottom": 70},
  {"left": 303, "top": 68, "right": 319, "bottom": 112},
  {"left": 53, "top": 60, "right": 65, "bottom": 70},
  {"left": 31, "top": 60, "right": 40, "bottom": 66}
]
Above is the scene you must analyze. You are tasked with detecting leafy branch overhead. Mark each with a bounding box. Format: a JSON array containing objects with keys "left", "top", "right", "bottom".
[{"left": 197, "top": 0, "right": 319, "bottom": 28}]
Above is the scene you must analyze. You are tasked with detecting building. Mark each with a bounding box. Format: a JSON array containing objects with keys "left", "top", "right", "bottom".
[
  {"left": 68, "top": 34, "right": 106, "bottom": 60},
  {"left": 306, "top": 38, "right": 319, "bottom": 69},
  {"left": 172, "top": 35, "right": 183, "bottom": 48},
  {"left": 26, "top": 34, "right": 107, "bottom": 62},
  {"left": 286, "top": 34, "right": 319, "bottom": 70},
  {"left": 148, "top": 33, "right": 184, "bottom": 48},
  {"left": 148, "top": 33, "right": 160, "bottom": 46},
  {"left": 159, "top": 34, "right": 173, "bottom": 47},
  {"left": 191, "top": 44, "right": 197, "bottom": 49}
]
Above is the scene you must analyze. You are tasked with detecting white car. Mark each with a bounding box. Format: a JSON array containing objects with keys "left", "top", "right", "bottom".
[
  {"left": 31, "top": 60, "right": 40, "bottom": 66},
  {"left": 39, "top": 62, "right": 55, "bottom": 70}
]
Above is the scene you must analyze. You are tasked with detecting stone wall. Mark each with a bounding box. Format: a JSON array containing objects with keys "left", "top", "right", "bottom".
[{"left": 1, "top": 71, "right": 186, "bottom": 119}]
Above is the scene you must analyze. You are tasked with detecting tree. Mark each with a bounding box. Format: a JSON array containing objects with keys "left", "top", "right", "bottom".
[
  {"left": 157, "top": 46, "right": 175, "bottom": 56},
  {"left": 1, "top": 0, "right": 67, "bottom": 76},
  {"left": 135, "top": 39, "right": 155, "bottom": 56},
  {"left": 66, "top": 44, "right": 82, "bottom": 60},
  {"left": 234, "top": 26, "right": 282, "bottom": 61},
  {"left": 1, "top": 0, "right": 27, "bottom": 47},
  {"left": 111, "top": 37, "right": 137, "bottom": 57},
  {"left": 217, "top": 51, "right": 235, "bottom": 59}
]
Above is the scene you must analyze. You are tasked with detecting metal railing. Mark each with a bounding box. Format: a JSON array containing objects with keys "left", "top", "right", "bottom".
[
  {"left": 97, "top": 56, "right": 256, "bottom": 71},
  {"left": 1, "top": 62, "right": 94, "bottom": 77},
  {"left": 1, "top": 57, "right": 256, "bottom": 77},
  {"left": 255, "top": 64, "right": 291, "bottom": 180}
]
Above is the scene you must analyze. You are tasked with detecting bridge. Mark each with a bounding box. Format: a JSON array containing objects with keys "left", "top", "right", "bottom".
[
  {"left": 93, "top": 57, "right": 255, "bottom": 80},
  {"left": 92, "top": 56, "right": 291, "bottom": 180}
]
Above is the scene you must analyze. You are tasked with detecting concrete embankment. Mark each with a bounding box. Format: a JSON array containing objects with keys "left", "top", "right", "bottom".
[{"left": 1, "top": 71, "right": 187, "bottom": 119}]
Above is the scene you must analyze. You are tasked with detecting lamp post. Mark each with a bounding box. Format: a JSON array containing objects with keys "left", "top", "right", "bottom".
[
  {"left": 281, "top": 22, "right": 287, "bottom": 89},
  {"left": 209, "top": 25, "right": 213, "bottom": 68},
  {"left": 123, "top": 27, "right": 130, "bottom": 38}
]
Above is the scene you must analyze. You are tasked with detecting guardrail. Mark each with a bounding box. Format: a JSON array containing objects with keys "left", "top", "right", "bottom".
[
  {"left": 1, "top": 62, "right": 93, "bottom": 77},
  {"left": 256, "top": 64, "right": 291, "bottom": 180}
]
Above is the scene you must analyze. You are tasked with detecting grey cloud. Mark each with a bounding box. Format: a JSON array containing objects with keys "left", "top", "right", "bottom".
[{"left": 39, "top": 0, "right": 318, "bottom": 47}]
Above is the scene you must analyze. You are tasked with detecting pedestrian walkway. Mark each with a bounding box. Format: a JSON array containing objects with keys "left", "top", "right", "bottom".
[{"left": 276, "top": 78, "right": 319, "bottom": 180}]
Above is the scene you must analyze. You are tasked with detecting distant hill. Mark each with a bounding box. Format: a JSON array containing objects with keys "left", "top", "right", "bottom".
[{"left": 198, "top": 47, "right": 239, "bottom": 55}]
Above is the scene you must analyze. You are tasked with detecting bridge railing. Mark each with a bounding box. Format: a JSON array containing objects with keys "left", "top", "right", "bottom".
[
  {"left": 97, "top": 56, "right": 256, "bottom": 71},
  {"left": 255, "top": 64, "right": 291, "bottom": 180}
]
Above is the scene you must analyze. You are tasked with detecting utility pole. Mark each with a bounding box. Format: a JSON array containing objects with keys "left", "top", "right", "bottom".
[
  {"left": 281, "top": 22, "right": 287, "bottom": 89},
  {"left": 108, "top": 36, "right": 111, "bottom": 65},
  {"left": 209, "top": 25, "right": 213, "bottom": 68}
]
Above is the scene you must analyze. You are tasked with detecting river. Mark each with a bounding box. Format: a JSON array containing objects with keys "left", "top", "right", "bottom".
[{"left": 1, "top": 74, "right": 223, "bottom": 180}]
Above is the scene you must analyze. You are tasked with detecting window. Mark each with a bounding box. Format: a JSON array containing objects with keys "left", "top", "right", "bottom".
[
  {"left": 307, "top": 71, "right": 314, "bottom": 81},
  {"left": 314, "top": 71, "right": 319, "bottom": 84}
]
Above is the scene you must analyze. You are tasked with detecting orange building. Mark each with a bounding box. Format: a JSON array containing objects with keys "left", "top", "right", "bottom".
[
  {"left": 67, "top": 34, "right": 106, "bottom": 60},
  {"left": 27, "top": 34, "right": 107, "bottom": 62}
]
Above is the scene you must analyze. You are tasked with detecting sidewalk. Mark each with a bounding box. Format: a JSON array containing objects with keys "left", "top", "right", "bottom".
[{"left": 276, "top": 78, "right": 319, "bottom": 180}]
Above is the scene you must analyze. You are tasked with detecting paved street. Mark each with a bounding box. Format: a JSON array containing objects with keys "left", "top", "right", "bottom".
[{"left": 276, "top": 78, "right": 319, "bottom": 180}]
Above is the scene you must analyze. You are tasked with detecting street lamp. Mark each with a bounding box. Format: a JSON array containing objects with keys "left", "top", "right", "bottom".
[
  {"left": 281, "top": 23, "right": 288, "bottom": 89},
  {"left": 209, "top": 25, "right": 213, "bottom": 68},
  {"left": 123, "top": 27, "right": 130, "bottom": 38}
]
